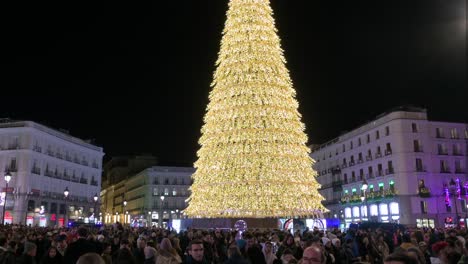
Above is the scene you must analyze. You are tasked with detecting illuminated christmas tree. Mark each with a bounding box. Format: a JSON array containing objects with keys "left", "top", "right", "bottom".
[{"left": 184, "top": 0, "right": 326, "bottom": 218}]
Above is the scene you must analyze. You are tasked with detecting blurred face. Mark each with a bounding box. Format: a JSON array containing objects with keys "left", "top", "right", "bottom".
[
  {"left": 138, "top": 239, "right": 146, "bottom": 248},
  {"left": 265, "top": 243, "right": 273, "bottom": 253},
  {"left": 302, "top": 247, "right": 322, "bottom": 264},
  {"left": 29, "top": 247, "right": 37, "bottom": 257},
  {"left": 49, "top": 248, "right": 57, "bottom": 258},
  {"left": 287, "top": 237, "right": 294, "bottom": 245},
  {"left": 104, "top": 246, "right": 112, "bottom": 254},
  {"left": 189, "top": 244, "right": 204, "bottom": 261}
]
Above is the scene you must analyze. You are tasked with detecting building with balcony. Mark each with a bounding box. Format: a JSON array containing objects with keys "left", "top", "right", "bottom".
[
  {"left": 0, "top": 119, "right": 104, "bottom": 226},
  {"left": 101, "top": 164, "right": 193, "bottom": 227},
  {"left": 310, "top": 106, "right": 468, "bottom": 228}
]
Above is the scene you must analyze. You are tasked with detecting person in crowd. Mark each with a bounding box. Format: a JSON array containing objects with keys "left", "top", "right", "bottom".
[
  {"left": 143, "top": 245, "right": 157, "bottom": 264},
  {"left": 17, "top": 241, "right": 37, "bottom": 264},
  {"left": 263, "top": 241, "right": 278, "bottom": 264},
  {"left": 225, "top": 244, "right": 248, "bottom": 264},
  {"left": 184, "top": 239, "right": 207, "bottom": 264},
  {"left": 101, "top": 242, "right": 113, "bottom": 264},
  {"left": 40, "top": 246, "right": 62, "bottom": 264},
  {"left": 384, "top": 252, "right": 417, "bottom": 264},
  {"left": 77, "top": 253, "right": 105, "bottom": 264},
  {"left": 277, "top": 234, "right": 300, "bottom": 261},
  {"left": 64, "top": 227, "right": 97, "bottom": 264},
  {"left": 133, "top": 237, "right": 146, "bottom": 264},
  {"left": 0, "top": 240, "right": 17, "bottom": 264},
  {"left": 114, "top": 239, "right": 136, "bottom": 264},
  {"left": 301, "top": 246, "right": 324, "bottom": 264},
  {"left": 157, "top": 237, "right": 182, "bottom": 264}
]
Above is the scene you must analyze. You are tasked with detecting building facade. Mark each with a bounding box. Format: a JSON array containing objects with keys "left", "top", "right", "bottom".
[
  {"left": 0, "top": 119, "right": 104, "bottom": 226},
  {"left": 101, "top": 165, "right": 193, "bottom": 227},
  {"left": 310, "top": 107, "right": 468, "bottom": 228}
]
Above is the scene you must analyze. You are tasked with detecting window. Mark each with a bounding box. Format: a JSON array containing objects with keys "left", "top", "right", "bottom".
[
  {"left": 412, "top": 123, "right": 418, "bottom": 133},
  {"left": 379, "top": 204, "right": 388, "bottom": 215},
  {"left": 436, "top": 128, "right": 444, "bottom": 138},
  {"left": 414, "top": 140, "right": 422, "bottom": 152},
  {"left": 343, "top": 173, "right": 348, "bottom": 184},
  {"left": 153, "top": 188, "right": 159, "bottom": 196},
  {"left": 9, "top": 158, "right": 17, "bottom": 172},
  {"left": 370, "top": 205, "right": 378, "bottom": 216},
  {"left": 164, "top": 188, "right": 169, "bottom": 195},
  {"left": 377, "top": 164, "right": 383, "bottom": 176},
  {"left": 451, "top": 128, "right": 459, "bottom": 139},
  {"left": 342, "top": 144, "right": 346, "bottom": 152},
  {"left": 343, "top": 158, "right": 347, "bottom": 166},
  {"left": 368, "top": 166, "right": 373, "bottom": 178},
  {"left": 440, "top": 160, "right": 449, "bottom": 173},
  {"left": 352, "top": 207, "right": 360, "bottom": 218},
  {"left": 351, "top": 172, "right": 356, "bottom": 182},
  {"left": 390, "top": 202, "right": 400, "bottom": 215},
  {"left": 376, "top": 130, "right": 380, "bottom": 140},
  {"left": 385, "top": 126, "right": 390, "bottom": 136},
  {"left": 345, "top": 208, "right": 352, "bottom": 218},
  {"left": 465, "top": 129, "right": 468, "bottom": 139},
  {"left": 172, "top": 188, "right": 177, "bottom": 196},
  {"left": 367, "top": 149, "right": 372, "bottom": 160},
  {"left": 358, "top": 138, "right": 362, "bottom": 146},
  {"left": 385, "top": 143, "right": 392, "bottom": 154},
  {"left": 359, "top": 169, "right": 364, "bottom": 180},
  {"left": 420, "top": 201, "right": 427, "bottom": 214},
  {"left": 416, "top": 158, "right": 424, "bottom": 172},
  {"left": 453, "top": 144, "right": 462, "bottom": 155},
  {"left": 366, "top": 134, "right": 370, "bottom": 143},
  {"left": 350, "top": 141, "right": 353, "bottom": 149},
  {"left": 455, "top": 160, "right": 463, "bottom": 173},
  {"left": 387, "top": 161, "right": 394, "bottom": 174},
  {"left": 358, "top": 153, "right": 363, "bottom": 162},
  {"left": 438, "top": 144, "right": 447, "bottom": 155},
  {"left": 361, "top": 206, "right": 367, "bottom": 217},
  {"left": 350, "top": 156, "right": 355, "bottom": 164}
]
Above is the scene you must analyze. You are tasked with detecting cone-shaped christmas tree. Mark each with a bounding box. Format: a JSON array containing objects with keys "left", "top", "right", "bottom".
[{"left": 184, "top": 0, "right": 326, "bottom": 218}]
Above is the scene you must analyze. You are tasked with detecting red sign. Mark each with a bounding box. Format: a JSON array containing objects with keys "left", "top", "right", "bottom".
[
  {"left": 2, "top": 187, "right": 13, "bottom": 193},
  {"left": 51, "top": 214, "right": 56, "bottom": 221}
]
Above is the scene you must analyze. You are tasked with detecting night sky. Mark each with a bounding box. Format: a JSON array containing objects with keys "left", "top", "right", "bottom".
[{"left": 1, "top": 0, "right": 466, "bottom": 166}]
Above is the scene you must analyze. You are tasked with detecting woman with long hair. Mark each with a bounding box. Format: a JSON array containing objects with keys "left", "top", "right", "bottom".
[{"left": 156, "top": 238, "right": 182, "bottom": 264}]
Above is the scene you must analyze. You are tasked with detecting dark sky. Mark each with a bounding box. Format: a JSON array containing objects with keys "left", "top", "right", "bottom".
[{"left": 1, "top": 0, "right": 466, "bottom": 166}]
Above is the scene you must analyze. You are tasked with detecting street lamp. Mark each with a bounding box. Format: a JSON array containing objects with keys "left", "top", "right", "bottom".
[
  {"left": 361, "top": 179, "right": 368, "bottom": 221},
  {"left": 123, "top": 200, "right": 127, "bottom": 224},
  {"left": 160, "top": 195, "right": 165, "bottom": 227},
  {"left": 64, "top": 187, "right": 69, "bottom": 226},
  {"left": 93, "top": 193, "right": 98, "bottom": 223},
  {"left": 2, "top": 171, "right": 12, "bottom": 225},
  {"left": 448, "top": 178, "right": 461, "bottom": 227}
]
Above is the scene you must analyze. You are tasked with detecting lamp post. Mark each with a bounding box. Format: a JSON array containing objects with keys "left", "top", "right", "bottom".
[
  {"left": 160, "top": 195, "right": 165, "bottom": 227},
  {"left": 448, "top": 178, "right": 461, "bottom": 227},
  {"left": 2, "top": 171, "right": 12, "bottom": 225},
  {"left": 93, "top": 193, "right": 98, "bottom": 224},
  {"left": 123, "top": 200, "right": 127, "bottom": 224},
  {"left": 64, "top": 187, "right": 69, "bottom": 226},
  {"left": 361, "top": 179, "right": 368, "bottom": 221}
]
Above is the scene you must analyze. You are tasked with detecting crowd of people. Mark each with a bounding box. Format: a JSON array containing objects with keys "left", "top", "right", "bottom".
[{"left": 0, "top": 222, "right": 467, "bottom": 264}]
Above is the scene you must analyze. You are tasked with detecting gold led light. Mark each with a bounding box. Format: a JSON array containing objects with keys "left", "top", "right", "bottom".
[{"left": 184, "top": 0, "right": 326, "bottom": 218}]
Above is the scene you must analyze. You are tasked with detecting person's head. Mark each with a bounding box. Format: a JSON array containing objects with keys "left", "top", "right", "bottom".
[
  {"left": 282, "top": 249, "right": 296, "bottom": 263},
  {"left": 144, "top": 246, "right": 157, "bottom": 259},
  {"left": 137, "top": 237, "right": 147, "bottom": 249},
  {"left": 48, "top": 246, "right": 57, "bottom": 258},
  {"left": 227, "top": 244, "right": 242, "bottom": 258},
  {"left": 302, "top": 246, "right": 324, "bottom": 264},
  {"left": 77, "top": 227, "right": 88, "bottom": 238},
  {"left": 188, "top": 239, "right": 204, "bottom": 262},
  {"left": 331, "top": 238, "right": 341, "bottom": 248},
  {"left": 120, "top": 239, "right": 131, "bottom": 249},
  {"left": 160, "top": 238, "right": 173, "bottom": 252},
  {"left": 102, "top": 243, "right": 111, "bottom": 254},
  {"left": 23, "top": 241, "right": 37, "bottom": 257},
  {"left": 384, "top": 252, "right": 417, "bottom": 264},
  {"left": 77, "top": 253, "right": 105, "bottom": 264},
  {"left": 264, "top": 241, "right": 274, "bottom": 253},
  {"left": 321, "top": 237, "right": 331, "bottom": 248}
]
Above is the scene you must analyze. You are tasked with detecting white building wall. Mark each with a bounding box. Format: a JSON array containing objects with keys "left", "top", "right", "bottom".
[
  {"left": 0, "top": 120, "right": 104, "bottom": 226},
  {"left": 311, "top": 109, "right": 468, "bottom": 228}
]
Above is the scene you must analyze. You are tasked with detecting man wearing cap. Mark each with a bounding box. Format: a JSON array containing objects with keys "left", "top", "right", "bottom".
[{"left": 55, "top": 235, "right": 67, "bottom": 257}]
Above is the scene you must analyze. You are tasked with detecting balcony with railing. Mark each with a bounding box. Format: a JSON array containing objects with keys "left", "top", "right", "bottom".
[
  {"left": 375, "top": 153, "right": 382, "bottom": 159},
  {"left": 366, "top": 155, "right": 372, "bottom": 161},
  {"left": 416, "top": 166, "right": 426, "bottom": 172},
  {"left": 46, "top": 150, "right": 54, "bottom": 157},
  {"left": 44, "top": 170, "right": 54, "bottom": 177},
  {"left": 91, "top": 180, "right": 98, "bottom": 186},
  {"left": 366, "top": 172, "right": 374, "bottom": 179},
  {"left": 455, "top": 168, "right": 466, "bottom": 174},
  {"left": 377, "top": 170, "right": 384, "bottom": 177},
  {"left": 440, "top": 168, "right": 451, "bottom": 173},
  {"left": 438, "top": 150, "right": 449, "bottom": 155},
  {"left": 31, "top": 167, "right": 41, "bottom": 175},
  {"left": 92, "top": 162, "right": 99, "bottom": 169},
  {"left": 385, "top": 149, "right": 392, "bottom": 156},
  {"left": 385, "top": 168, "right": 395, "bottom": 175},
  {"left": 418, "top": 187, "right": 431, "bottom": 198},
  {"left": 414, "top": 146, "right": 424, "bottom": 153},
  {"left": 33, "top": 146, "right": 42, "bottom": 153},
  {"left": 79, "top": 178, "right": 88, "bottom": 184}
]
